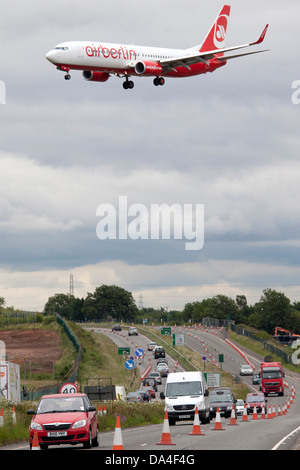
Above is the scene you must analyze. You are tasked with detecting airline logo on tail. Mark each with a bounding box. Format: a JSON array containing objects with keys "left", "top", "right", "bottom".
[{"left": 201, "top": 5, "right": 230, "bottom": 52}]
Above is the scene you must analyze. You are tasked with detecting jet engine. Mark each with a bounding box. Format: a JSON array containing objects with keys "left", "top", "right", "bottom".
[
  {"left": 83, "top": 71, "right": 110, "bottom": 82},
  {"left": 134, "top": 61, "right": 163, "bottom": 75}
]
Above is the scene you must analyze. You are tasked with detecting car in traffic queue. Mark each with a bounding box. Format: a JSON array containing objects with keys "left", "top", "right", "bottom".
[
  {"left": 135, "top": 389, "right": 151, "bottom": 402},
  {"left": 112, "top": 324, "right": 122, "bottom": 332},
  {"left": 240, "top": 364, "right": 254, "bottom": 376},
  {"left": 148, "top": 371, "right": 162, "bottom": 385},
  {"left": 27, "top": 393, "right": 98, "bottom": 450},
  {"left": 147, "top": 341, "right": 157, "bottom": 351},
  {"left": 157, "top": 358, "right": 168, "bottom": 365},
  {"left": 142, "top": 376, "right": 158, "bottom": 391},
  {"left": 156, "top": 362, "right": 169, "bottom": 377},
  {"left": 154, "top": 346, "right": 166, "bottom": 359},
  {"left": 245, "top": 392, "right": 266, "bottom": 414},
  {"left": 126, "top": 392, "right": 143, "bottom": 403},
  {"left": 143, "top": 386, "right": 156, "bottom": 399},
  {"left": 128, "top": 327, "right": 138, "bottom": 336},
  {"left": 236, "top": 399, "right": 245, "bottom": 415},
  {"left": 252, "top": 373, "right": 261, "bottom": 385},
  {"left": 209, "top": 388, "right": 237, "bottom": 419}
]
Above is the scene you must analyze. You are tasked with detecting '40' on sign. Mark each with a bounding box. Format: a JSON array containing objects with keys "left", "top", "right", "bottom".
[{"left": 59, "top": 383, "right": 79, "bottom": 394}]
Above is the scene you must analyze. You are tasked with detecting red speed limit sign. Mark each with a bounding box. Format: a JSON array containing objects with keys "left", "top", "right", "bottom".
[{"left": 59, "top": 382, "right": 78, "bottom": 394}]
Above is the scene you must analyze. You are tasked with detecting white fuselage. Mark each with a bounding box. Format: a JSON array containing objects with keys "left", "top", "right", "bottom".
[{"left": 46, "top": 41, "right": 195, "bottom": 73}]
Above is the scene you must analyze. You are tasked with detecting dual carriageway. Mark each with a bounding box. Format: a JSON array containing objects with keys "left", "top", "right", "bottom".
[{"left": 96, "top": 324, "right": 300, "bottom": 450}]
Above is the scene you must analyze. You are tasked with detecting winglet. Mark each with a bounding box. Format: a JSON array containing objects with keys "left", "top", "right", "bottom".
[{"left": 251, "top": 24, "right": 269, "bottom": 45}]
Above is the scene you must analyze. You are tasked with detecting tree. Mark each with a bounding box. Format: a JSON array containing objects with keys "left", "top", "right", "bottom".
[
  {"left": 82, "top": 285, "right": 138, "bottom": 323},
  {"left": 44, "top": 293, "right": 75, "bottom": 319},
  {"left": 254, "top": 288, "right": 293, "bottom": 334}
]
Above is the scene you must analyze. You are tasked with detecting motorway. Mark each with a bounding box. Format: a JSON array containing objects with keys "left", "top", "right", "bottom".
[
  {"left": 90, "top": 325, "right": 300, "bottom": 451},
  {"left": 5, "top": 324, "right": 300, "bottom": 451}
]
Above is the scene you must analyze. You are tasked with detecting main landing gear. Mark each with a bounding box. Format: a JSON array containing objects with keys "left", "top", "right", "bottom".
[
  {"left": 123, "top": 78, "right": 134, "bottom": 89},
  {"left": 153, "top": 77, "right": 165, "bottom": 86},
  {"left": 122, "top": 76, "right": 166, "bottom": 89}
]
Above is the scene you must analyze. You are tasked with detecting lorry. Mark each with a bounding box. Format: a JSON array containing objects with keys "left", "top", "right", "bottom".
[
  {"left": 259, "top": 362, "right": 284, "bottom": 396},
  {"left": 160, "top": 371, "right": 210, "bottom": 425}
]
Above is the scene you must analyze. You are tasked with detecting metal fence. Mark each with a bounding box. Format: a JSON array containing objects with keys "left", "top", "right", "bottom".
[{"left": 230, "top": 323, "right": 291, "bottom": 364}]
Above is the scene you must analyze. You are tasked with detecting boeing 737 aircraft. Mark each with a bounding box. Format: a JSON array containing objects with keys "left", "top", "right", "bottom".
[{"left": 45, "top": 5, "right": 268, "bottom": 89}]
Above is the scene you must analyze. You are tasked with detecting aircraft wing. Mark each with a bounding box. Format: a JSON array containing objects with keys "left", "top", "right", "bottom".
[{"left": 159, "top": 24, "right": 269, "bottom": 72}]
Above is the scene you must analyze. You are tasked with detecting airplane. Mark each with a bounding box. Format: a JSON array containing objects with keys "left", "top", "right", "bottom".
[{"left": 45, "top": 5, "right": 269, "bottom": 90}]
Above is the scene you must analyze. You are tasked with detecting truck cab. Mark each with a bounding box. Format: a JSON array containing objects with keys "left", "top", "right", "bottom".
[{"left": 260, "top": 362, "right": 284, "bottom": 396}]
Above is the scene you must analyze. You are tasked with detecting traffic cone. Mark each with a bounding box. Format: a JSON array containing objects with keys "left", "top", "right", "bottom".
[
  {"left": 277, "top": 404, "right": 282, "bottom": 416},
  {"left": 267, "top": 405, "right": 273, "bottom": 419},
  {"left": 157, "top": 410, "right": 176, "bottom": 445},
  {"left": 261, "top": 404, "right": 266, "bottom": 419},
  {"left": 112, "top": 416, "right": 124, "bottom": 450},
  {"left": 252, "top": 405, "right": 259, "bottom": 420},
  {"left": 282, "top": 403, "right": 286, "bottom": 415},
  {"left": 228, "top": 405, "right": 238, "bottom": 426},
  {"left": 241, "top": 403, "right": 249, "bottom": 422},
  {"left": 211, "top": 406, "right": 225, "bottom": 431},
  {"left": 272, "top": 404, "right": 276, "bottom": 418},
  {"left": 103, "top": 405, "right": 107, "bottom": 415},
  {"left": 12, "top": 405, "right": 16, "bottom": 426},
  {"left": 31, "top": 432, "right": 40, "bottom": 450},
  {"left": 188, "top": 407, "right": 205, "bottom": 435},
  {"left": 97, "top": 405, "right": 103, "bottom": 417}
]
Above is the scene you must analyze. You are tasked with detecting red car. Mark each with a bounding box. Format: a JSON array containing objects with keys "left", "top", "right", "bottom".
[{"left": 27, "top": 393, "right": 99, "bottom": 449}]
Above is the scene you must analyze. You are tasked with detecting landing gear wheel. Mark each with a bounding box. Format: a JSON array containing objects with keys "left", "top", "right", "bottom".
[
  {"left": 64, "top": 73, "right": 71, "bottom": 80},
  {"left": 123, "top": 79, "right": 134, "bottom": 89},
  {"left": 153, "top": 77, "right": 165, "bottom": 86}
]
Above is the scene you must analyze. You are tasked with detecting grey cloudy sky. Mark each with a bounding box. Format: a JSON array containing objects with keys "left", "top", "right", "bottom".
[{"left": 0, "top": 0, "right": 300, "bottom": 311}]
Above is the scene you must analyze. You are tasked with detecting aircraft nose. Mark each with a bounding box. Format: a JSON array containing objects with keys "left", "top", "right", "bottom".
[{"left": 45, "top": 50, "right": 57, "bottom": 63}]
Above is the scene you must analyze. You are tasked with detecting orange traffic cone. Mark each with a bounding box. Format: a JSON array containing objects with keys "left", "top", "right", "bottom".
[
  {"left": 157, "top": 410, "right": 176, "bottom": 445},
  {"left": 12, "top": 405, "right": 16, "bottom": 426},
  {"left": 272, "top": 404, "right": 276, "bottom": 418},
  {"left": 112, "top": 416, "right": 124, "bottom": 450},
  {"left": 228, "top": 405, "right": 238, "bottom": 426},
  {"left": 252, "top": 405, "right": 259, "bottom": 420},
  {"left": 211, "top": 406, "right": 225, "bottom": 431},
  {"left": 277, "top": 404, "right": 282, "bottom": 416},
  {"left": 267, "top": 405, "right": 273, "bottom": 419},
  {"left": 188, "top": 407, "right": 205, "bottom": 435},
  {"left": 241, "top": 403, "right": 249, "bottom": 422},
  {"left": 31, "top": 432, "right": 40, "bottom": 450},
  {"left": 97, "top": 405, "right": 103, "bottom": 417},
  {"left": 261, "top": 404, "right": 266, "bottom": 419}
]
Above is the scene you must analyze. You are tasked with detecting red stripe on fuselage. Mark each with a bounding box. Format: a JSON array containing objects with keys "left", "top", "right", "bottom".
[{"left": 54, "top": 58, "right": 226, "bottom": 78}]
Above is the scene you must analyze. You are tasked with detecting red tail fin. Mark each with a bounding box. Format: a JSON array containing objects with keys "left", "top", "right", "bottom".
[{"left": 200, "top": 5, "right": 231, "bottom": 55}]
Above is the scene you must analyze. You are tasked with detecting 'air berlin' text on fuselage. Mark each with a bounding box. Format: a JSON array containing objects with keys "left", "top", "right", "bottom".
[{"left": 86, "top": 44, "right": 137, "bottom": 60}]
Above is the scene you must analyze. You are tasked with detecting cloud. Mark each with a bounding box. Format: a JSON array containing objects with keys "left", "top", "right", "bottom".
[{"left": 0, "top": 0, "right": 300, "bottom": 311}]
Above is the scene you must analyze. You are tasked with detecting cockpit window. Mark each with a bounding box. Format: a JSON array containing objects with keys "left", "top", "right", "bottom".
[{"left": 54, "top": 47, "right": 69, "bottom": 51}]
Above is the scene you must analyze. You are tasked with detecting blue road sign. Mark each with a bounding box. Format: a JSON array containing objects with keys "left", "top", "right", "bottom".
[
  {"left": 125, "top": 359, "right": 135, "bottom": 370},
  {"left": 135, "top": 348, "right": 144, "bottom": 357}
]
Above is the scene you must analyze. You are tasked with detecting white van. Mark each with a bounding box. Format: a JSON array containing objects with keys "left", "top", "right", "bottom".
[{"left": 161, "top": 371, "right": 210, "bottom": 425}]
